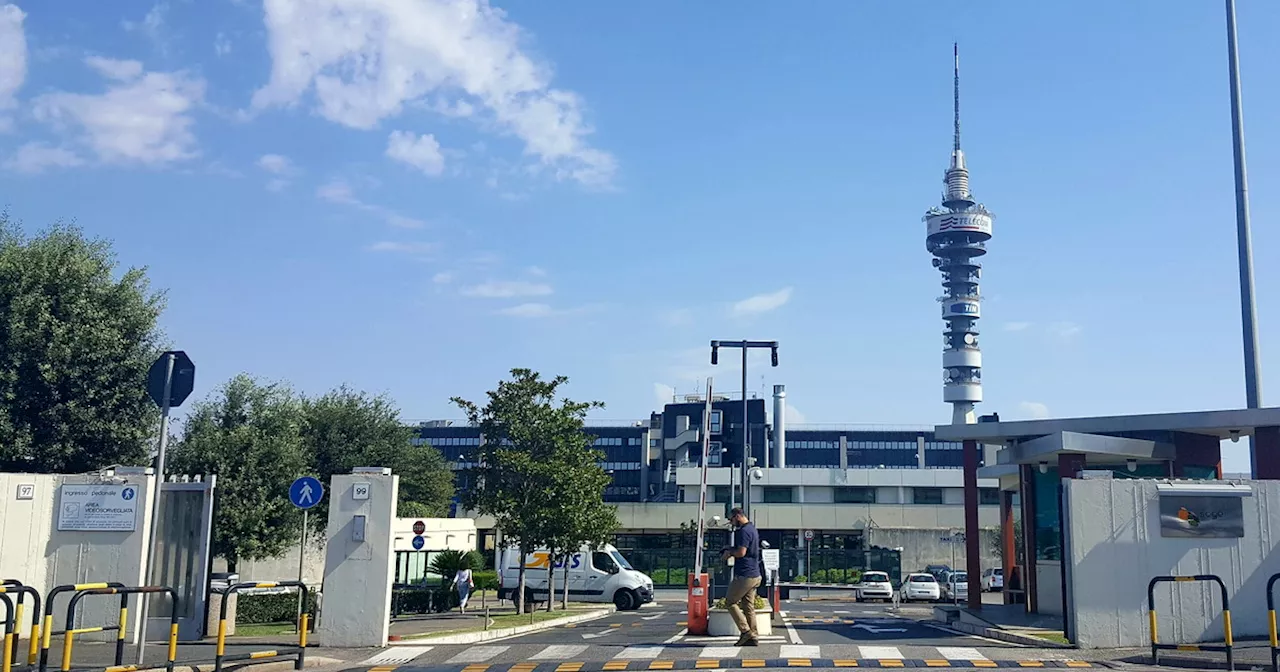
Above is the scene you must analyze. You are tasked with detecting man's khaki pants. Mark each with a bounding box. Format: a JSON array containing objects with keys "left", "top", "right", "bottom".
[{"left": 725, "top": 576, "right": 762, "bottom": 638}]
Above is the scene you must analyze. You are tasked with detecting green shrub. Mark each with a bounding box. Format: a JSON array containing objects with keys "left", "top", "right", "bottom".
[
  {"left": 711, "top": 595, "right": 767, "bottom": 610},
  {"left": 793, "top": 574, "right": 807, "bottom": 583},
  {"left": 650, "top": 568, "right": 689, "bottom": 586},
  {"left": 236, "top": 591, "right": 318, "bottom": 625},
  {"left": 473, "top": 570, "right": 499, "bottom": 591}
]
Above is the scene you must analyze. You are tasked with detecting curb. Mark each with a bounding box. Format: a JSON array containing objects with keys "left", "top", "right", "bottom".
[
  {"left": 159, "top": 655, "right": 346, "bottom": 672},
  {"left": 1116, "top": 654, "right": 1269, "bottom": 671},
  {"left": 389, "top": 608, "right": 614, "bottom": 645},
  {"left": 934, "top": 619, "right": 1075, "bottom": 649}
]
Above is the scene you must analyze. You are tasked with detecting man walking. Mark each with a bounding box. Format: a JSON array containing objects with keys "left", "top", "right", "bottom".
[{"left": 721, "top": 507, "right": 762, "bottom": 646}]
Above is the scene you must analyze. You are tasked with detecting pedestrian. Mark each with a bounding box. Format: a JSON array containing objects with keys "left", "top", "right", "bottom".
[
  {"left": 456, "top": 566, "right": 474, "bottom": 614},
  {"left": 720, "top": 507, "right": 762, "bottom": 646}
]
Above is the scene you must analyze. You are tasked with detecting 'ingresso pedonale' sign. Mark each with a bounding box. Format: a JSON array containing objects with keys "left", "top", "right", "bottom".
[{"left": 57, "top": 484, "right": 140, "bottom": 531}]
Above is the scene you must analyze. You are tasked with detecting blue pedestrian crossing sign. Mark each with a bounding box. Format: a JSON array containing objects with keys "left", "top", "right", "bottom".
[
  {"left": 290, "top": 477, "right": 324, "bottom": 510},
  {"left": 411, "top": 535, "right": 425, "bottom": 550}
]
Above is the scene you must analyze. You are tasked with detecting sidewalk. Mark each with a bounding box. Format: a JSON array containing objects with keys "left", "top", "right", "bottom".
[{"left": 53, "top": 640, "right": 362, "bottom": 672}]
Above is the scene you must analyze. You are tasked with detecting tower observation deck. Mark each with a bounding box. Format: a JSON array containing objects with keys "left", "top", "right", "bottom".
[{"left": 925, "top": 44, "right": 994, "bottom": 426}]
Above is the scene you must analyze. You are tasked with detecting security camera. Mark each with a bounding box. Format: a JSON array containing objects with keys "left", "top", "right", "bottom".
[
  {"left": 750, "top": 467, "right": 764, "bottom": 481},
  {"left": 761, "top": 540, "right": 772, "bottom": 549},
  {"left": 712, "top": 515, "right": 722, "bottom": 523},
  {"left": 1230, "top": 430, "right": 1241, "bottom": 443}
]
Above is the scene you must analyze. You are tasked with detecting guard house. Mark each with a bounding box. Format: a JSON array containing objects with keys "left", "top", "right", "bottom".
[{"left": 935, "top": 407, "right": 1280, "bottom": 635}]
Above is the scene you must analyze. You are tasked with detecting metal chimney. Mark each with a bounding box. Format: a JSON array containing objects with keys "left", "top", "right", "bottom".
[{"left": 772, "top": 385, "right": 787, "bottom": 468}]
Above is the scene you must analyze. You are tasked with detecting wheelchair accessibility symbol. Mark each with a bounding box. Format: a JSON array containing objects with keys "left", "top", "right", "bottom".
[{"left": 122, "top": 487, "right": 136, "bottom": 501}]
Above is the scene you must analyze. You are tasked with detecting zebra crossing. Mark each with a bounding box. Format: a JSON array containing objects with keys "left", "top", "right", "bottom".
[{"left": 363, "top": 643, "right": 1035, "bottom": 665}]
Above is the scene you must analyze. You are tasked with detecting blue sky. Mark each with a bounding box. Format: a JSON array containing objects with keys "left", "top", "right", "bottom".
[{"left": 1, "top": 1, "right": 1278, "bottom": 472}]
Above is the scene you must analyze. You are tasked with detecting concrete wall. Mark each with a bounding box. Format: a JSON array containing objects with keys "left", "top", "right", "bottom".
[
  {"left": 316, "top": 473, "right": 398, "bottom": 647},
  {"left": 1064, "top": 479, "right": 1280, "bottom": 648},
  {"left": 0, "top": 471, "right": 155, "bottom": 642}
]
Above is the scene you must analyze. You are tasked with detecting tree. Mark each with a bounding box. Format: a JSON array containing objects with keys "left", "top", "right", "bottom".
[
  {"left": 991, "top": 519, "right": 1024, "bottom": 565},
  {"left": 169, "top": 375, "right": 308, "bottom": 571},
  {"left": 302, "top": 385, "right": 455, "bottom": 528},
  {"left": 538, "top": 430, "right": 619, "bottom": 610},
  {"left": 429, "top": 550, "right": 483, "bottom": 588},
  {"left": 452, "top": 368, "right": 605, "bottom": 614},
  {"left": 0, "top": 215, "right": 166, "bottom": 473}
]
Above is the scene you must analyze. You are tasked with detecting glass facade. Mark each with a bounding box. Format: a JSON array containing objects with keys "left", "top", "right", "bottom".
[{"left": 783, "top": 431, "right": 967, "bottom": 469}]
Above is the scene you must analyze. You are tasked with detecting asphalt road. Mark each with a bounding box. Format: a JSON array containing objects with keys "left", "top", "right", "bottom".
[{"left": 342, "top": 598, "right": 1116, "bottom": 671}]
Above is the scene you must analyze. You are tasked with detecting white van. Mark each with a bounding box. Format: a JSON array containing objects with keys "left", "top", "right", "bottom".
[{"left": 499, "top": 544, "right": 654, "bottom": 610}]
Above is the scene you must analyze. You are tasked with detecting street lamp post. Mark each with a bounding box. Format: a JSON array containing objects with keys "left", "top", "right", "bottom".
[
  {"left": 1224, "top": 0, "right": 1264, "bottom": 477},
  {"left": 710, "top": 340, "right": 779, "bottom": 520}
]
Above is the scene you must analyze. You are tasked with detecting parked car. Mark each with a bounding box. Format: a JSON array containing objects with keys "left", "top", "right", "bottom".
[
  {"left": 981, "top": 567, "right": 1004, "bottom": 592},
  {"left": 925, "top": 564, "right": 951, "bottom": 582},
  {"left": 855, "top": 571, "right": 894, "bottom": 602},
  {"left": 943, "top": 572, "right": 969, "bottom": 602},
  {"left": 902, "top": 573, "right": 941, "bottom": 602}
]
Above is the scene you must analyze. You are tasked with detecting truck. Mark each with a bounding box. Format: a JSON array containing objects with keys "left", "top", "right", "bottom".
[{"left": 498, "top": 544, "right": 654, "bottom": 611}]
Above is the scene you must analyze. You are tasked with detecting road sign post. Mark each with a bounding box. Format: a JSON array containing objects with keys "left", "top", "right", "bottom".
[
  {"left": 289, "top": 477, "right": 324, "bottom": 627},
  {"left": 137, "top": 351, "right": 195, "bottom": 666}
]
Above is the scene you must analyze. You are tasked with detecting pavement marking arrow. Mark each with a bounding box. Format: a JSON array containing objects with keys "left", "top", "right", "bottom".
[
  {"left": 851, "top": 623, "right": 908, "bottom": 634},
  {"left": 582, "top": 629, "right": 617, "bottom": 640},
  {"left": 641, "top": 612, "right": 667, "bottom": 620}
]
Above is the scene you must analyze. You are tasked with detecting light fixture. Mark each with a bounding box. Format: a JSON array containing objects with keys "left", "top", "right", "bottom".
[
  {"left": 1127, "top": 459, "right": 1137, "bottom": 472},
  {"left": 1230, "top": 430, "right": 1241, "bottom": 443},
  {"left": 1039, "top": 461, "right": 1049, "bottom": 474}
]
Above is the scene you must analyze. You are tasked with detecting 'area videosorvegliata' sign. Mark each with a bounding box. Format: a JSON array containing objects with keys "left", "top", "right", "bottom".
[{"left": 57, "top": 484, "right": 140, "bottom": 532}]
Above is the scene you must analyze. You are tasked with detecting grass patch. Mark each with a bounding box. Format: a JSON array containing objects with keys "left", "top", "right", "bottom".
[
  {"left": 1026, "top": 631, "right": 1070, "bottom": 645},
  {"left": 231, "top": 622, "right": 302, "bottom": 637},
  {"left": 406, "top": 608, "right": 596, "bottom": 639}
]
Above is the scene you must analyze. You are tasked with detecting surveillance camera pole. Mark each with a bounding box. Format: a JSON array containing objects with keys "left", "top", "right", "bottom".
[{"left": 710, "top": 340, "right": 779, "bottom": 520}]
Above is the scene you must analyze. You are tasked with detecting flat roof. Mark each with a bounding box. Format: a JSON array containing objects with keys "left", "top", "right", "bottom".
[{"left": 934, "top": 407, "right": 1280, "bottom": 442}]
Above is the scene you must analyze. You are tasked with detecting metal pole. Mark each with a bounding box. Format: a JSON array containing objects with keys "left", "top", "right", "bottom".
[
  {"left": 1225, "top": 0, "right": 1264, "bottom": 477},
  {"left": 805, "top": 543, "right": 811, "bottom": 598},
  {"left": 296, "top": 509, "right": 307, "bottom": 630},
  {"left": 742, "top": 346, "right": 750, "bottom": 520},
  {"left": 137, "top": 353, "right": 175, "bottom": 665}
]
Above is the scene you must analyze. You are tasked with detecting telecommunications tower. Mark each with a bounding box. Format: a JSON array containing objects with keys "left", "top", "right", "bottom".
[{"left": 925, "top": 44, "right": 994, "bottom": 426}]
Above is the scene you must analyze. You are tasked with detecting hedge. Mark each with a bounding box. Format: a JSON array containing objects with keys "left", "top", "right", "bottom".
[{"left": 236, "top": 592, "right": 319, "bottom": 625}]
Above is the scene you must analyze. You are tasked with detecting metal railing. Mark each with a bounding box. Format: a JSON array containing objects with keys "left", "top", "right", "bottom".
[
  {"left": 1147, "top": 574, "right": 1233, "bottom": 670},
  {"left": 214, "top": 582, "right": 309, "bottom": 672},
  {"left": 1, "top": 580, "right": 42, "bottom": 667},
  {"left": 38, "top": 582, "right": 126, "bottom": 672},
  {"left": 58, "top": 586, "right": 179, "bottom": 672}
]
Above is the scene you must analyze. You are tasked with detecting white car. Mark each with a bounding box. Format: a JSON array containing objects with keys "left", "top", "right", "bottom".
[
  {"left": 943, "top": 572, "right": 969, "bottom": 602},
  {"left": 856, "top": 571, "right": 894, "bottom": 602},
  {"left": 981, "top": 568, "right": 1003, "bottom": 592},
  {"left": 902, "top": 573, "right": 941, "bottom": 602}
]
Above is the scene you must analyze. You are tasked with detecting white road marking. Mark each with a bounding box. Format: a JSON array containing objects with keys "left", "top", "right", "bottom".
[
  {"left": 664, "top": 629, "right": 687, "bottom": 644},
  {"left": 446, "top": 646, "right": 508, "bottom": 663},
  {"left": 833, "top": 610, "right": 851, "bottom": 614},
  {"left": 785, "top": 620, "right": 802, "bottom": 644},
  {"left": 936, "top": 647, "right": 988, "bottom": 660},
  {"left": 700, "top": 647, "right": 740, "bottom": 658},
  {"left": 779, "top": 645, "right": 821, "bottom": 659},
  {"left": 858, "top": 646, "right": 903, "bottom": 659},
  {"left": 361, "top": 647, "right": 433, "bottom": 665},
  {"left": 532, "top": 645, "right": 588, "bottom": 660},
  {"left": 615, "top": 646, "right": 665, "bottom": 659}
]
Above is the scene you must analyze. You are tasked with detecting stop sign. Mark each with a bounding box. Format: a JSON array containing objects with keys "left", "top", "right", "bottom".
[{"left": 412, "top": 520, "right": 425, "bottom": 535}]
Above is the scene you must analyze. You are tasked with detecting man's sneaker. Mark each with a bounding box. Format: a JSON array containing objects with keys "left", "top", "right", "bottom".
[
  {"left": 742, "top": 637, "right": 760, "bottom": 647},
  {"left": 734, "top": 633, "right": 752, "bottom": 646}
]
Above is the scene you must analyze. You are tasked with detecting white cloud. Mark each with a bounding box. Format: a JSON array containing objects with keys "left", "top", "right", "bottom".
[
  {"left": 257, "top": 153, "right": 292, "bottom": 174},
  {"left": 122, "top": 4, "right": 170, "bottom": 54},
  {"left": 386, "top": 213, "right": 426, "bottom": 229},
  {"left": 317, "top": 179, "right": 357, "bottom": 204},
  {"left": 214, "top": 32, "right": 232, "bottom": 57},
  {"left": 525, "top": 265, "right": 547, "bottom": 277},
  {"left": 496, "top": 302, "right": 555, "bottom": 318},
  {"left": 732, "top": 287, "right": 793, "bottom": 317},
  {"left": 316, "top": 178, "right": 425, "bottom": 228},
  {"left": 0, "top": 4, "right": 26, "bottom": 129},
  {"left": 1047, "top": 321, "right": 1083, "bottom": 340},
  {"left": 653, "top": 383, "right": 676, "bottom": 408},
  {"left": 785, "top": 404, "right": 807, "bottom": 424},
  {"left": 386, "top": 130, "right": 445, "bottom": 176},
  {"left": 2, "top": 142, "right": 85, "bottom": 173},
  {"left": 461, "top": 280, "right": 553, "bottom": 299},
  {"left": 431, "top": 272, "right": 453, "bottom": 285},
  {"left": 31, "top": 57, "right": 204, "bottom": 165},
  {"left": 1003, "top": 321, "right": 1032, "bottom": 332},
  {"left": 367, "top": 241, "right": 436, "bottom": 254},
  {"left": 252, "top": 0, "right": 616, "bottom": 187},
  {"left": 1017, "top": 401, "right": 1051, "bottom": 420}
]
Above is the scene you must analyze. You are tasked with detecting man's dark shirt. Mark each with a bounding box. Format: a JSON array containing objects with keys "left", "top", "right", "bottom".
[{"left": 733, "top": 521, "right": 761, "bottom": 579}]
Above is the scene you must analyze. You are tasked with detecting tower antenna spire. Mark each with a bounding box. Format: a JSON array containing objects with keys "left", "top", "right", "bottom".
[{"left": 953, "top": 42, "right": 961, "bottom": 153}]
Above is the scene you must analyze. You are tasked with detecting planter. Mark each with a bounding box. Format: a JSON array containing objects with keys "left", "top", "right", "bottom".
[{"left": 708, "top": 609, "right": 773, "bottom": 637}]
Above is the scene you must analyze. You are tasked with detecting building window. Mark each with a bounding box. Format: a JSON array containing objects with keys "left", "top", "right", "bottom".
[
  {"left": 709, "top": 410, "right": 723, "bottom": 434},
  {"left": 762, "top": 487, "right": 794, "bottom": 503},
  {"left": 650, "top": 438, "right": 660, "bottom": 448},
  {"left": 713, "top": 486, "right": 731, "bottom": 503},
  {"left": 979, "top": 488, "right": 1001, "bottom": 505},
  {"left": 834, "top": 487, "right": 876, "bottom": 504},
  {"left": 912, "top": 487, "right": 944, "bottom": 505}
]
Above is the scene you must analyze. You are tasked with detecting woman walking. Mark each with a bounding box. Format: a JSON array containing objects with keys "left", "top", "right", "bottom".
[{"left": 456, "top": 566, "right": 474, "bottom": 613}]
